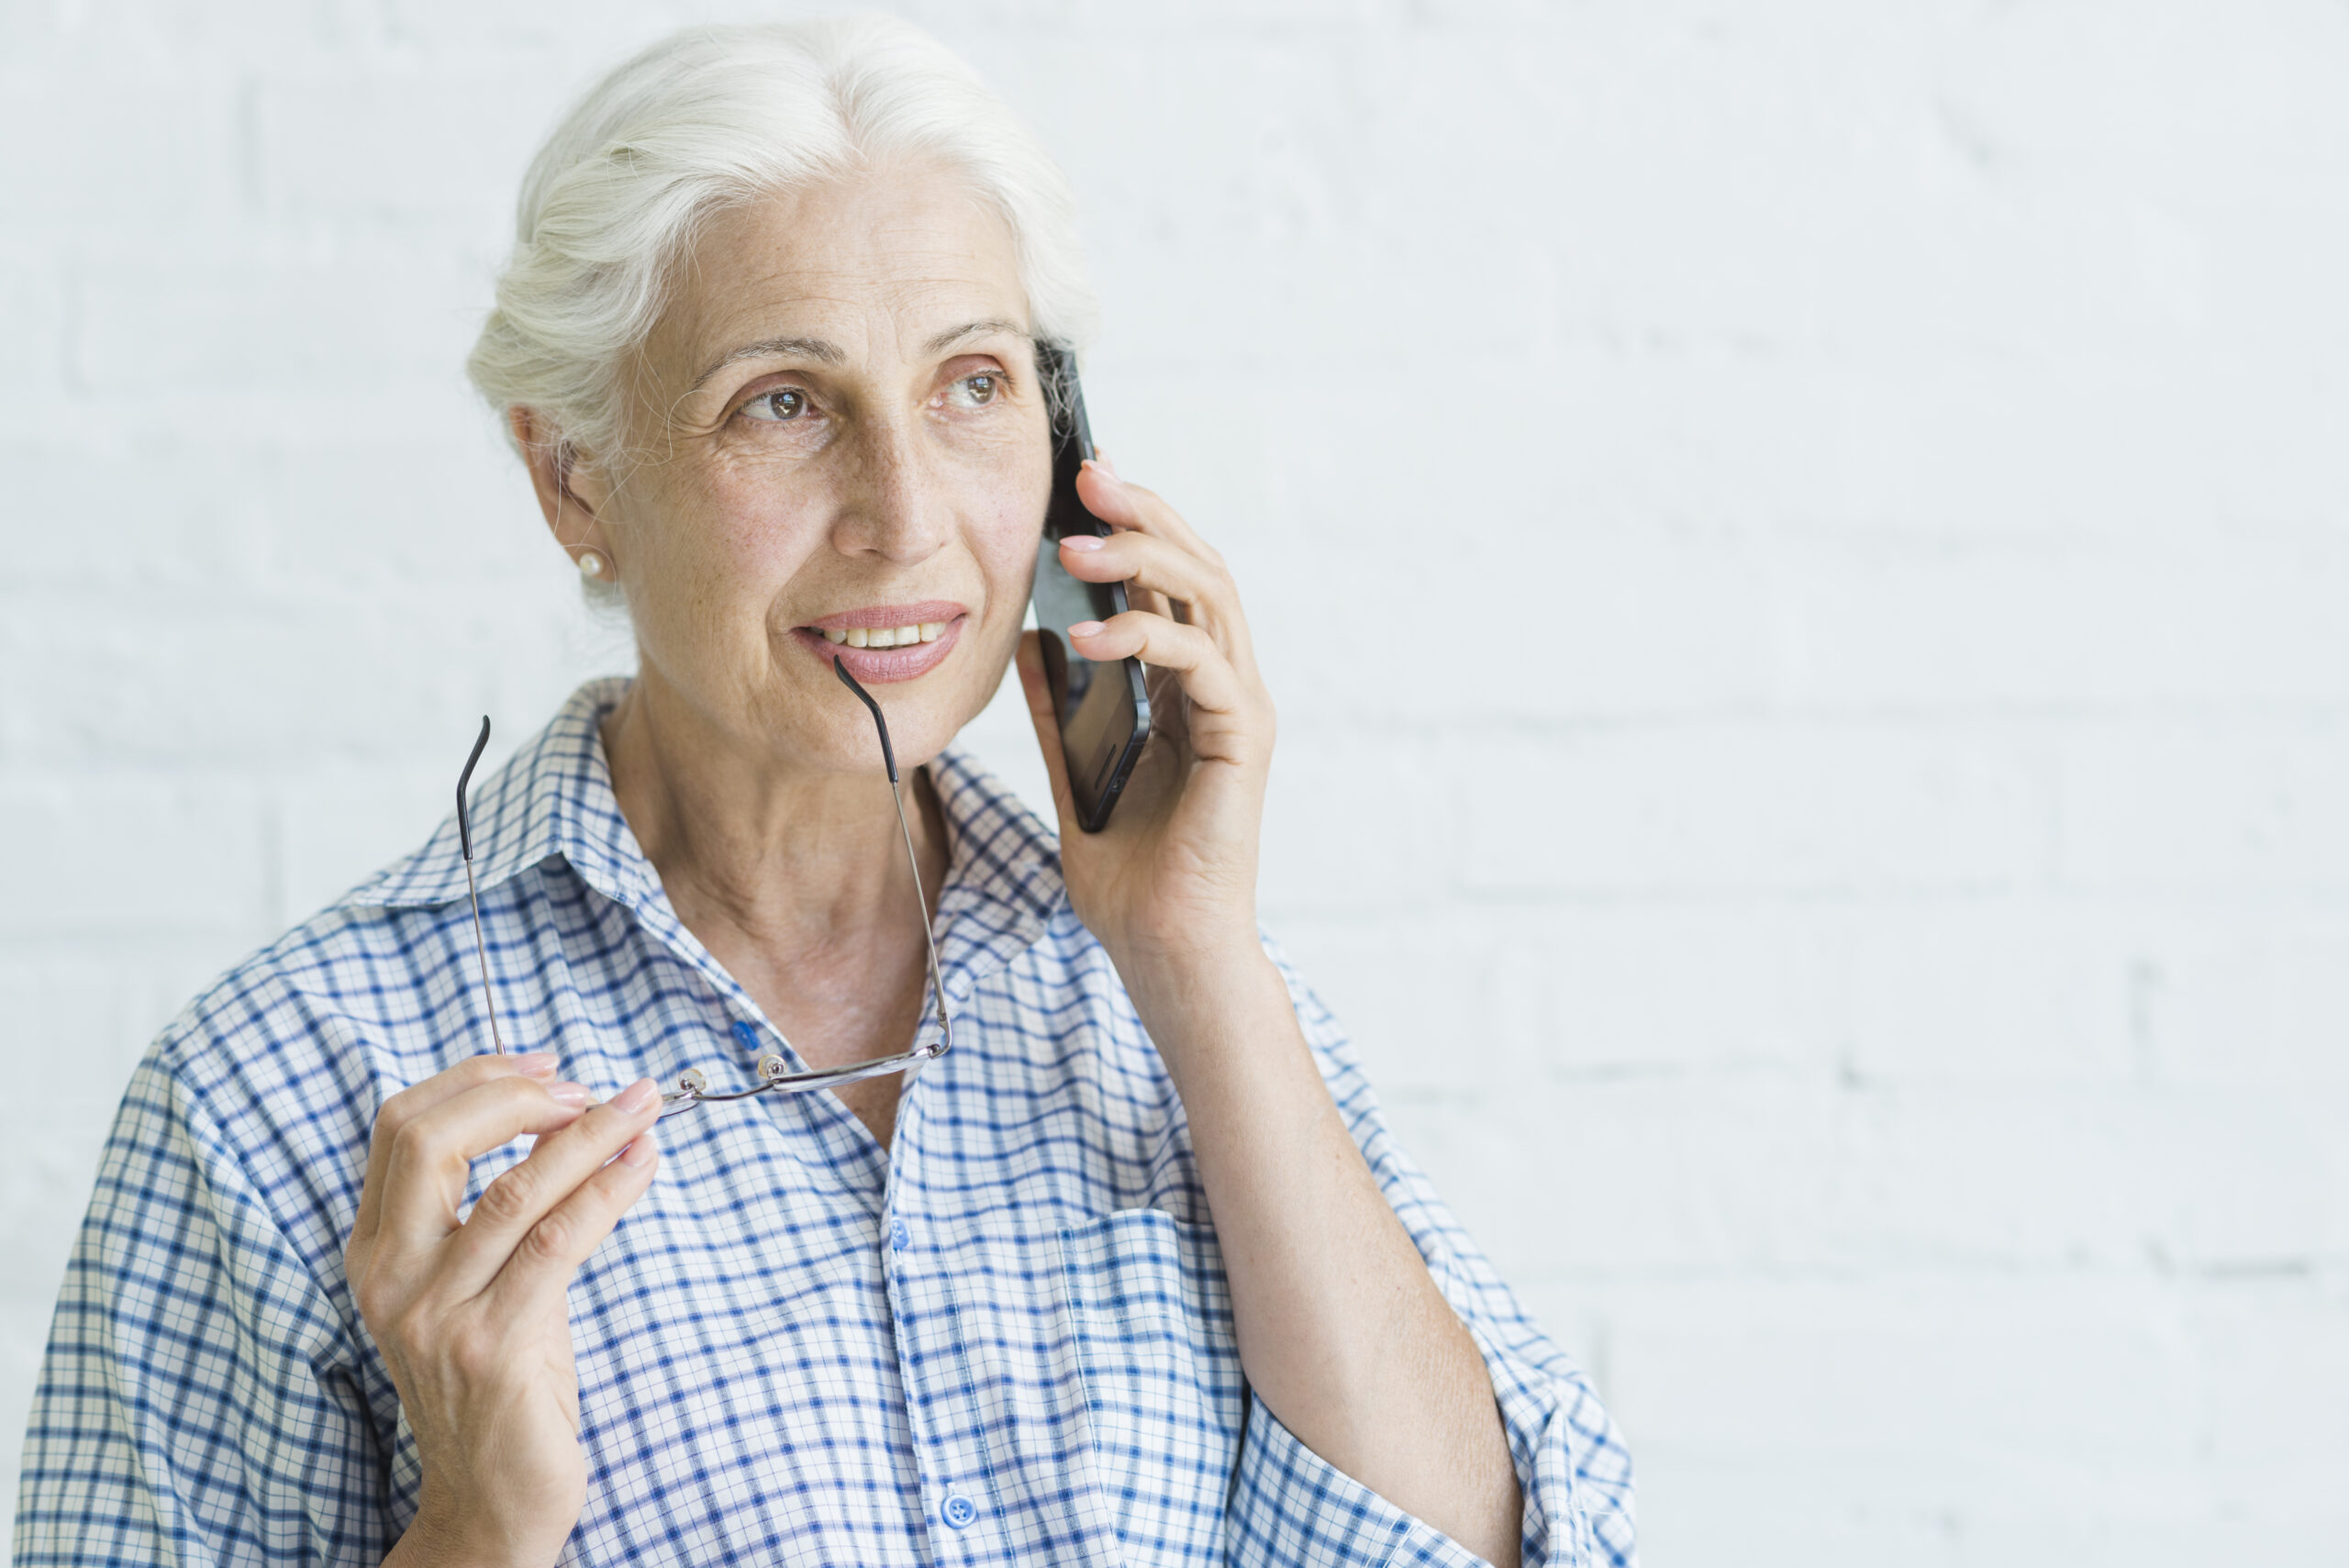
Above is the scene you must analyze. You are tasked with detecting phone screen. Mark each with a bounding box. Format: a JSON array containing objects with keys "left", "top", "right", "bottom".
[{"left": 1032, "top": 346, "right": 1150, "bottom": 833}]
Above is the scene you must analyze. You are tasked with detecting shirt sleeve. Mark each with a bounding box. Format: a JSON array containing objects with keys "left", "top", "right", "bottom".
[
  {"left": 13, "top": 1042, "right": 388, "bottom": 1567},
  {"left": 1223, "top": 945, "right": 1637, "bottom": 1568}
]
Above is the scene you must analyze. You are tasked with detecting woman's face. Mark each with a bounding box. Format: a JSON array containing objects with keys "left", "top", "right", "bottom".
[{"left": 576, "top": 164, "right": 1052, "bottom": 774}]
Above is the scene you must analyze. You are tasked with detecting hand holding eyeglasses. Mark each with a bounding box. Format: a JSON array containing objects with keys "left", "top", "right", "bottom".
[{"left": 349, "top": 1052, "right": 662, "bottom": 1568}]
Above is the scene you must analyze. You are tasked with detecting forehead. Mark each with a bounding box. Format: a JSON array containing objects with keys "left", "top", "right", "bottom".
[{"left": 650, "top": 166, "right": 1029, "bottom": 374}]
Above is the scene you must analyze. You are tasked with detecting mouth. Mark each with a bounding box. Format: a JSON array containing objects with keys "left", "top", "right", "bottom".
[
  {"left": 816, "top": 619, "right": 948, "bottom": 650},
  {"left": 793, "top": 600, "right": 969, "bottom": 683}
]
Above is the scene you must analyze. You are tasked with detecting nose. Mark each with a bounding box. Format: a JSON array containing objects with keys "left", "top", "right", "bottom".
[{"left": 829, "top": 413, "right": 951, "bottom": 565}]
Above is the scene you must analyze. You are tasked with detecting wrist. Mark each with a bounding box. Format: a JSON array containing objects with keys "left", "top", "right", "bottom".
[
  {"left": 1112, "top": 938, "right": 1301, "bottom": 1086},
  {"left": 388, "top": 1495, "right": 551, "bottom": 1568},
  {"left": 1106, "top": 927, "right": 1275, "bottom": 1010}
]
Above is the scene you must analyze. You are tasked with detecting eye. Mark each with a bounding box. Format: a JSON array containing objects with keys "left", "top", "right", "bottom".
[
  {"left": 949, "top": 373, "right": 999, "bottom": 408},
  {"left": 741, "top": 387, "right": 808, "bottom": 423}
]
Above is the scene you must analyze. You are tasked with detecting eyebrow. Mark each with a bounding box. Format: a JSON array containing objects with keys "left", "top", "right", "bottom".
[
  {"left": 685, "top": 336, "right": 846, "bottom": 395},
  {"left": 922, "top": 317, "right": 1031, "bottom": 356},
  {"left": 684, "top": 318, "right": 1034, "bottom": 398}
]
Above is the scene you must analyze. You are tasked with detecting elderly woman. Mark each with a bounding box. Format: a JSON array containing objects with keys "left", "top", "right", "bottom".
[{"left": 18, "top": 19, "right": 1631, "bottom": 1568}]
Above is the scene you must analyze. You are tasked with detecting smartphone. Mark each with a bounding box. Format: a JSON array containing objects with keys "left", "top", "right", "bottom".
[{"left": 1031, "top": 345, "right": 1151, "bottom": 833}]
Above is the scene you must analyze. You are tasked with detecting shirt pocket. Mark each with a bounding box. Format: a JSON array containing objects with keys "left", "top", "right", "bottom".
[{"left": 1059, "top": 1207, "right": 1246, "bottom": 1565}]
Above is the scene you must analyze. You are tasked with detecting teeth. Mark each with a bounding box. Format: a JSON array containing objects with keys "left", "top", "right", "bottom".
[{"left": 822, "top": 620, "right": 947, "bottom": 650}]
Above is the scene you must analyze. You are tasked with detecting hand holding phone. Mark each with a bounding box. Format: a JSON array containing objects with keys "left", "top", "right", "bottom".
[{"left": 1015, "top": 349, "right": 1279, "bottom": 973}]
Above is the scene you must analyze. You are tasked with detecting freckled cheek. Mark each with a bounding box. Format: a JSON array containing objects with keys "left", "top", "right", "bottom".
[
  {"left": 682, "top": 480, "right": 829, "bottom": 595},
  {"left": 967, "top": 478, "right": 1052, "bottom": 623}
]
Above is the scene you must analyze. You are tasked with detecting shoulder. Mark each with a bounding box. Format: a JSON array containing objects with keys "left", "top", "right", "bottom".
[
  {"left": 130, "top": 895, "right": 455, "bottom": 1250},
  {"left": 158, "top": 895, "right": 445, "bottom": 1098}
]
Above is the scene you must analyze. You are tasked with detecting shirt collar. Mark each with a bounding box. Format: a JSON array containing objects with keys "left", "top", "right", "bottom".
[{"left": 354, "top": 678, "right": 1068, "bottom": 991}]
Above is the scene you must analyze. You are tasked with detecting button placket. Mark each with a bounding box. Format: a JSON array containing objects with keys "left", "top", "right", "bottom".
[{"left": 885, "top": 1078, "right": 996, "bottom": 1551}]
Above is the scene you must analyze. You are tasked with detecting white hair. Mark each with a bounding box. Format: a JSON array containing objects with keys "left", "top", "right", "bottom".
[{"left": 466, "top": 17, "right": 1097, "bottom": 468}]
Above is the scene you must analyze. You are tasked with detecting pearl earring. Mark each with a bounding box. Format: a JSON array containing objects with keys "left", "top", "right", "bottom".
[{"left": 577, "top": 550, "right": 605, "bottom": 579}]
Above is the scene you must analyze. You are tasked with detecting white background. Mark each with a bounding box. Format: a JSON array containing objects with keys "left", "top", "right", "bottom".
[{"left": 5, "top": 1, "right": 2347, "bottom": 1562}]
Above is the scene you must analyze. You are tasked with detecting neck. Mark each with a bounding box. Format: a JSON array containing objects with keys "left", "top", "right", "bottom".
[{"left": 600, "top": 665, "right": 948, "bottom": 964}]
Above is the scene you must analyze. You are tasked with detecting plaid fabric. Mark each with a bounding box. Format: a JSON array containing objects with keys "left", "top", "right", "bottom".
[{"left": 15, "top": 678, "right": 1635, "bottom": 1567}]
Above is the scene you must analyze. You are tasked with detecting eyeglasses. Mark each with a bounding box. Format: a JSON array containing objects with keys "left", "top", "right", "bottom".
[{"left": 454, "top": 658, "right": 953, "bottom": 1119}]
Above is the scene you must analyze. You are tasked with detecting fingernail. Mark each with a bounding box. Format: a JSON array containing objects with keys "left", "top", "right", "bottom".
[
  {"left": 611, "top": 1078, "right": 660, "bottom": 1115},
  {"left": 621, "top": 1133, "right": 658, "bottom": 1168},
  {"left": 548, "top": 1081, "right": 591, "bottom": 1107},
  {"left": 1061, "top": 534, "right": 1105, "bottom": 553},
  {"left": 1068, "top": 620, "right": 1104, "bottom": 639},
  {"left": 516, "top": 1052, "right": 559, "bottom": 1078},
  {"left": 1084, "top": 455, "right": 1121, "bottom": 482}
]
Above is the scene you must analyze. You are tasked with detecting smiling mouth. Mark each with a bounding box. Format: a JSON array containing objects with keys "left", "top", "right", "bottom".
[
  {"left": 815, "top": 619, "right": 948, "bottom": 649},
  {"left": 791, "top": 606, "right": 967, "bottom": 683}
]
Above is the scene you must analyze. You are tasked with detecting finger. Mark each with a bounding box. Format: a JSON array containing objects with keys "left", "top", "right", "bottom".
[
  {"left": 370, "top": 1073, "right": 593, "bottom": 1269},
  {"left": 1068, "top": 612, "right": 1252, "bottom": 719},
  {"left": 1058, "top": 529, "right": 1250, "bottom": 659},
  {"left": 439, "top": 1078, "right": 664, "bottom": 1299},
  {"left": 485, "top": 1122, "right": 661, "bottom": 1322},
  {"left": 356, "top": 1051, "right": 560, "bottom": 1242},
  {"left": 1015, "top": 629, "right": 1083, "bottom": 838},
  {"left": 1075, "top": 461, "right": 1221, "bottom": 566}
]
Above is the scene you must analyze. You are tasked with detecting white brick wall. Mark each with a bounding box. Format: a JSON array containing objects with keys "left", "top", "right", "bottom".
[{"left": 6, "top": 2, "right": 2345, "bottom": 1561}]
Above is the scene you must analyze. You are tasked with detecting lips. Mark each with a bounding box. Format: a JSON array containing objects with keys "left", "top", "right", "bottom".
[
  {"left": 799, "top": 600, "right": 967, "bottom": 632},
  {"left": 793, "top": 601, "right": 968, "bottom": 683}
]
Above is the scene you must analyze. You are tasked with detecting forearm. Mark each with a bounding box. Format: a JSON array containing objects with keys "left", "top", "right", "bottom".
[{"left": 1121, "top": 944, "right": 1523, "bottom": 1567}]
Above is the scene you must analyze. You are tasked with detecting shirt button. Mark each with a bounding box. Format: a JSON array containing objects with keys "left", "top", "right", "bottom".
[
  {"left": 889, "top": 1219, "right": 911, "bottom": 1251},
  {"left": 941, "top": 1494, "right": 978, "bottom": 1529},
  {"left": 731, "top": 1018, "right": 760, "bottom": 1050}
]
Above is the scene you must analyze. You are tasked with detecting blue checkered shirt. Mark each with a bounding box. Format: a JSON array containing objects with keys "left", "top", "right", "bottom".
[{"left": 17, "top": 679, "right": 1634, "bottom": 1567}]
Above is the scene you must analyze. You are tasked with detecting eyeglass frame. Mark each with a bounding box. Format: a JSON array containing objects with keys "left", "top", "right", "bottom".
[{"left": 453, "top": 657, "right": 953, "bottom": 1119}]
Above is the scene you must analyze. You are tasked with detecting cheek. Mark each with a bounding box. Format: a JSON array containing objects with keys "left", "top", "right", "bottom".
[
  {"left": 973, "top": 506, "right": 1047, "bottom": 639},
  {"left": 965, "top": 446, "right": 1052, "bottom": 589},
  {"left": 644, "top": 466, "right": 824, "bottom": 604}
]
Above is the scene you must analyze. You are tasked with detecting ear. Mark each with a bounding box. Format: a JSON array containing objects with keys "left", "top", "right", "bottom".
[{"left": 509, "top": 406, "right": 618, "bottom": 569}]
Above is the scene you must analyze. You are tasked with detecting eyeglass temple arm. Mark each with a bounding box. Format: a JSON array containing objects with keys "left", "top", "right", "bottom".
[
  {"left": 457, "top": 716, "right": 506, "bottom": 1055},
  {"left": 833, "top": 657, "right": 898, "bottom": 784},
  {"left": 833, "top": 658, "right": 952, "bottom": 1047}
]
